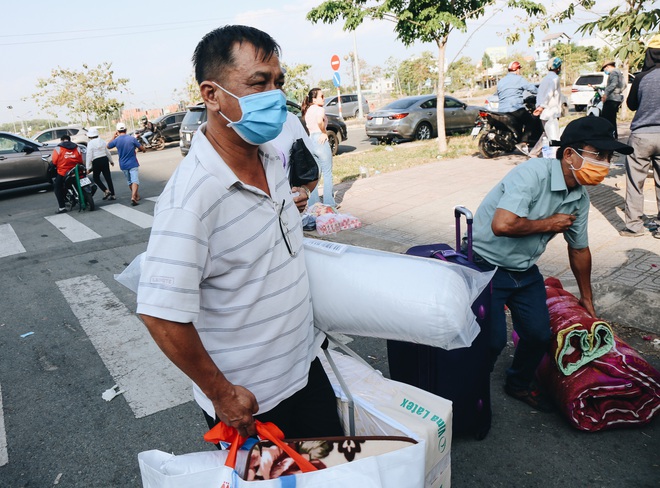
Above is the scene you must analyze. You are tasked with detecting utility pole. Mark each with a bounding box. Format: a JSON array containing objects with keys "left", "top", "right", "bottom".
[{"left": 353, "top": 31, "right": 365, "bottom": 119}]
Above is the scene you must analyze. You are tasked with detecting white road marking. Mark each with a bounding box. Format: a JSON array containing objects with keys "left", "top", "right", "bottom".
[
  {"left": 56, "top": 275, "right": 191, "bottom": 418},
  {"left": 0, "top": 223, "right": 26, "bottom": 258},
  {"left": 146, "top": 197, "right": 159, "bottom": 203},
  {"left": 0, "top": 384, "right": 8, "bottom": 466},
  {"left": 45, "top": 214, "right": 102, "bottom": 242},
  {"left": 100, "top": 204, "right": 153, "bottom": 228}
]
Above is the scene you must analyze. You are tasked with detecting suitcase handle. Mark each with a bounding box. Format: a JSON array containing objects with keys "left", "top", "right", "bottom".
[{"left": 454, "top": 206, "right": 473, "bottom": 262}]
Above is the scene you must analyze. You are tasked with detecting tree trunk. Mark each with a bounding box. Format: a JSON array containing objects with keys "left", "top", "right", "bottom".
[{"left": 436, "top": 39, "right": 448, "bottom": 154}]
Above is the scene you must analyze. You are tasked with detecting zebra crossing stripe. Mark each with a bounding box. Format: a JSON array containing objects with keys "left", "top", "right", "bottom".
[
  {"left": 100, "top": 204, "right": 153, "bottom": 228},
  {"left": 45, "top": 214, "right": 102, "bottom": 242},
  {"left": 0, "top": 223, "right": 26, "bottom": 258},
  {"left": 56, "top": 275, "right": 192, "bottom": 418},
  {"left": 0, "top": 384, "right": 8, "bottom": 466},
  {"left": 146, "top": 197, "right": 159, "bottom": 203}
]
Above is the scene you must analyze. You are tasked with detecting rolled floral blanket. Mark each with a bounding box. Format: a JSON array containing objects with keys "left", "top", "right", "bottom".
[{"left": 536, "top": 277, "right": 660, "bottom": 431}]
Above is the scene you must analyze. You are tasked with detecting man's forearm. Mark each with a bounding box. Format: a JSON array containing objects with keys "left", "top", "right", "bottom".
[
  {"left": 568, "top": 246, "right": 593, "bottom": 302},
  {"left": 140, "top": 314, "right": 233, "bottom": 402}
]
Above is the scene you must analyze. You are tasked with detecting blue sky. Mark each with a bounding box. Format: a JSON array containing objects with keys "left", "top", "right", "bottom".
[{"left": 1, "top": 0, "right": 611, "bottom": 124}]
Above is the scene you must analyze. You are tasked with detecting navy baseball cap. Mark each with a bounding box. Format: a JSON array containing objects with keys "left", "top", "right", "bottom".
[{"left": 550, "top": 116, "right": 633, "bottom": 155}]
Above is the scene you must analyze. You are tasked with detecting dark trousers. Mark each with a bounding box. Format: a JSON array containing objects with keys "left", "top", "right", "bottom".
[
  {"left": 600, "top": 100, "right": 622, "bottom": 138},
  {"left": 91, "top": 156, "right": 115, "bottom": 195},
  {"left": 54, "top": 174, "right": 66, "bottom": 208},
  {"left": 474, "top": 257, "right": 551, "bottom": 390},
  {"left": 204, "top": 358, "right": 344, "bottom": 440}
]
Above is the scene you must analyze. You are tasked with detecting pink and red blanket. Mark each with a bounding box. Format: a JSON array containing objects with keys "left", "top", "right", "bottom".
[{"left": 537, "top": 277, "right": 660, "bottom": 431}]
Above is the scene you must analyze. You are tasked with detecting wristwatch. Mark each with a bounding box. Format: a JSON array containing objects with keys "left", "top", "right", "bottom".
[{"left": 300, "top": 185, "right": 311, "bottom": 198}]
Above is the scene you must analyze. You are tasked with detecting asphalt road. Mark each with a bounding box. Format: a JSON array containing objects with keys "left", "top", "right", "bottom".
[{"left": 0, "top": 142, "right": 657, "bottom": 487}]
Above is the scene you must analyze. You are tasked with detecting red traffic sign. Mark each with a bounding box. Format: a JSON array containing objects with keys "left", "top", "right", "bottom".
[{"left": 331, "top": 55, "right": 341, "bottom": 71}]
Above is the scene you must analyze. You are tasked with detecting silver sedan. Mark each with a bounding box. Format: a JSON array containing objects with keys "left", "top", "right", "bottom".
[{"left": 365, "top": 95, "right": 481, "bottom": 142}]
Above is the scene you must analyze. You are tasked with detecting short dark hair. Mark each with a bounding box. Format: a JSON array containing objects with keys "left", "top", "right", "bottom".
[
  {"left": 557, "top": 142, "right": 586, "bottom": 161},
  {"left": 60, "top": 134, "right": 71, "bottom": 142},
  {"left": 192, "top": 25, "right": 281, "bottom": 85}
]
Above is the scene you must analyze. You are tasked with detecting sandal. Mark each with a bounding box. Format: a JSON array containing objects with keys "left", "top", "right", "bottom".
[
  {"left": 102, "top": 191, "right": 111, "bottom": 200},
  {"left": 504, "top": 383, "right": 554, "bottom": 412},
  {"left": 131, "top": 199, "right": 139, "bottom": 206}
]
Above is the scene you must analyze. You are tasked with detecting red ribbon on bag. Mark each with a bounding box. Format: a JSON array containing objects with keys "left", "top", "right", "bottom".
[{"left": 204, "top": 420, "right": 318, "bottom": 473}]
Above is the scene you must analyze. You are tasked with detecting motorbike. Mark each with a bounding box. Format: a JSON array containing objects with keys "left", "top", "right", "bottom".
[
  {"left": 586, "top": 87, "right": 604, "bottom": 117},
  {"left": 472, "top": 94, "right": 542, "bottom": 159},
  {"left": 133, "top": 126, "right": 166, "bottom": 151},
  {"left": 63, "top": 163, "right": 97, "bottom": 212}
]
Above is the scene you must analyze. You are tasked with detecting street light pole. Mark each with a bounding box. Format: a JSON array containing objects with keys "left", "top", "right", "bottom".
[{"left": 352, "top": 31, "right": 365, "bottom": 119}]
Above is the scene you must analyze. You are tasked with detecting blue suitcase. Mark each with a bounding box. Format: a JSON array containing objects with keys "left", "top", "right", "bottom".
[{"left": 387, "top": 206, "right": 493, "bottom": 440}]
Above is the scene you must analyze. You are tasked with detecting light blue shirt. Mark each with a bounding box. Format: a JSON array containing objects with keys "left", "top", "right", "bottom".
[
  {"left": 473, "top": 158, "right": 590, "bottom": 272},
  {"left": 496, "top": 73, "right": 538, "bottom": 112}
]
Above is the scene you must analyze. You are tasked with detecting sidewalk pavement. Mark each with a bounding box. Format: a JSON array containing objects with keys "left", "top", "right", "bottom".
[{"left": 312, "top": 124, "right": 660, "bottom": 338}]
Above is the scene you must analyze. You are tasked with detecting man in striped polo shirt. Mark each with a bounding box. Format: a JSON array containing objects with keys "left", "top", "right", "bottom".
[{"left": 137, "top": 25, "right": 343, "bottom": 440}]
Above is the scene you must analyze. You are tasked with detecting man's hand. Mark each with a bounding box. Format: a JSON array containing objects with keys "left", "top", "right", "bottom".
[
  {"left": 533, "top": 106, "right": 544, "bottom": 116},
  {"left": 546, "top": 213, "right": 576, "bottom": 233},
  {"left": 291, "top": 186, "right": 310, "bottom": 213},
  {"left": 212, "top": 384, "right": 259, "bottom": 438}
]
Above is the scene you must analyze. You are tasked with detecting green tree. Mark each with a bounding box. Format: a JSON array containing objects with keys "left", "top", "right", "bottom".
[
  {"left": 550, "top": 43, "right": 590, "bottom": 86},
  {"left": 511, "top": 1, "right": 659, "bottom": 72},
  {"left": 308, "top": 0, "right": 545, "bottom": 153},
  {"left": 482, "top": 52, "right": 493, "bottom": 70},
  {"left": 447, "top": 56, "right": 475, "bottom": 92},
  {"left": 398, "top": 51, "right": 437, "bottom": 95},
  {"left": 282, "top": 62, "right": 313, "bottom": 104},
  {"left": 34, "top": 62, "right": 129, "bottom": 124}
]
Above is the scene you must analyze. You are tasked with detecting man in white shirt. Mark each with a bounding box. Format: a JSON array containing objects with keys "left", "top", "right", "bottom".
[
  {"left": 530, "top": 57, "right": 563, "bottom": 158},
  {"left": 137, "top": 25, "right": 343, "bottom": 440},
  {"left": 85, "top": 128, "right": 116, "bottom": 200}
]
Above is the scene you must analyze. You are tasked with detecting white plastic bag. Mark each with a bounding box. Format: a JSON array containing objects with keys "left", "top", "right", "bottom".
[
  {"left": 114, "top": 252, "right": 145, "bottom": 294},
  {"left": 320, "top": 345, "right": 452, "bottom": 488},
  {"left": 304, "top": 239, "right": 493, "bottom": 349}
]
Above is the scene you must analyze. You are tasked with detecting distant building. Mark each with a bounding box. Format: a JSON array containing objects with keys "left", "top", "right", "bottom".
[{"left": 535, "top": 32, "right": 571, "bottom": 71}]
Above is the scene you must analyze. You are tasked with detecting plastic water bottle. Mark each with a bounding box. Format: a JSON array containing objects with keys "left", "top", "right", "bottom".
[{"left": 541, "top": 136, "right": 553, "bottom": 158}]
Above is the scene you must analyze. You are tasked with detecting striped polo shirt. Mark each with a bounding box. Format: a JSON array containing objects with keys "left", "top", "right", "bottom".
[{"left": 136, "top": 125, "right": 322, "bottom": 416}]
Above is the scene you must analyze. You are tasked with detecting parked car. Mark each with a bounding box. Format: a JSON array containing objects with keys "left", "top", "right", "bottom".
[
  {"left": 0, "top": 131, "right": 55, "bottom": 191},
  {"left": 153, "top": 111, "right": 186, "bottom": 142},
  {"left": 286, "top": 100, "right": 347, "bottom": 155},
  {"left": 179, "top": 101, "right": 348, "bottom": 156},
  {"left": 324, "top": 93, "right": 370, "bottom": 119},
  {"left": 485, "top": 85, "right": 569, "bottom": 117},
  {"left": 365, "top": 95, "right": 481, "bottom": 142},
  {"left": 570, "top": 72, "right": 634, "bottom": 112},
  {"left": 32, "top": 126, "right": 89, "bottom": 146}
]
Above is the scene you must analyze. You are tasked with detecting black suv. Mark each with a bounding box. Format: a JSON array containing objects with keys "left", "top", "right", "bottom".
[
  {"left": 179, "top": 101, "right": 348, "bottom": 156},
  {"left": 153, "top": 112, "right": 186, "bottom": 142}
]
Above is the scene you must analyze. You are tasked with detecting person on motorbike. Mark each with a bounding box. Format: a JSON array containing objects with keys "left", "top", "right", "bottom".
[
  {"left": 51, "top": 134, "right": 83, "bottom": 214},
  {"left": 136, "top": 115, "right": 155, "bottom": 147},
  {"left": 496, "top": 61, "right": 539, "bottom": 155}
]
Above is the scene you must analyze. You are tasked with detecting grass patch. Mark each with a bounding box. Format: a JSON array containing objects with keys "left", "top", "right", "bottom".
[{"left": 333, "top": 134, "right": 479, "bottom": 184}]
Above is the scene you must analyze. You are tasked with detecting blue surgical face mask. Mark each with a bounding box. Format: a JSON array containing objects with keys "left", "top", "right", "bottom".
[{"left": 213, "top": 82, "right": 287, "bottom": 145}]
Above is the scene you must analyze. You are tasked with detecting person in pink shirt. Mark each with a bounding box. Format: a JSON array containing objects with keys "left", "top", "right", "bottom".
[{"left": 302, "top": 88, "right": 337, "bottom": 208}]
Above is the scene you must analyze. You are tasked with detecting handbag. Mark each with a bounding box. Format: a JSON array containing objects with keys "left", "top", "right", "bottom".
[{"left": 288, "top": 138, "right": 319, "bottom": 187}]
